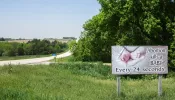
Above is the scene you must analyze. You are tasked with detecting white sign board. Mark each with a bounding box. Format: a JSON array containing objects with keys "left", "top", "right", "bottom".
[{"left": 112, "top": 46, "right": 168, "bottom": 75}]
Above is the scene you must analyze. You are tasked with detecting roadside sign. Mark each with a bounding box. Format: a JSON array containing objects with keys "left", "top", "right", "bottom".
[
  {"left": 112, "top": 46, "right": 168, "bottom": 75},
  {"left": 112, "top": 46, "right": 168, "bottom": 96},
  {"left": 52, "top": 54, "right": 57, "bottom": 57}
]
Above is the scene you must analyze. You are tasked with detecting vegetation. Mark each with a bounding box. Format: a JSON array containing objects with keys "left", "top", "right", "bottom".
[
  {"left": 72, "top": 0, "right": 175, "bottom": 69},
  {"left": 54, "top": 56, "right": 77, "bottom": 62},
  {"left": 0, "top": 55, "right": 50, "bottom": 61},
  {"left": 0, "top": 37, "right": 5, "bottom": 41},
  {"left": 68, "top": 40, "right": 77, "bottom": 53},
  {"left": 0, "top": 63, "right": 175, "bottom": 100},
  {"left": 1, "top": 0, "right": 175, "bottom": 99},
  {"left": 0, "top": 39, "right": 68, "bottom": 57}
]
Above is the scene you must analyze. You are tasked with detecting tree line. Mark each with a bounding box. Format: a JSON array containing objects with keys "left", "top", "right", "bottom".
[
  {"left": 0, "top": 39, "right": 68, "bottom": 56},
  {"left": 71, "top": 0, "right": 175, "bottom": 69}
]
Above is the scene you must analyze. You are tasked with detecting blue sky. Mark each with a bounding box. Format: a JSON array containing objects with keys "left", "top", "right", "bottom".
[{"left": 0, "top": 0, "right": 100, "bottom": 39}]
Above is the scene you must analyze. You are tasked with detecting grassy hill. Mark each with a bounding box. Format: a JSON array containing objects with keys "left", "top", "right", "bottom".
[{"left": 0, "top": 63, "right": 174, "bottom": 100}]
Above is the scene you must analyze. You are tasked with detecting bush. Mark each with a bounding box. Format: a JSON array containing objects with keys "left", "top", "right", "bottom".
[
  {"left": 50, "top": 62, "right": 115, "bottom": 80},
  {"left": 0, "top": 48, "right": 3, "bottom": 56},
  {"left": 0, "top": 39, "right": 68, "bottom": 56}
]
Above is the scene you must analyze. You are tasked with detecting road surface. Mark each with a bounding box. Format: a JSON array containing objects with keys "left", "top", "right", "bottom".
[{"left": 0, "top": 51, "right": 72, "bottom": 66}]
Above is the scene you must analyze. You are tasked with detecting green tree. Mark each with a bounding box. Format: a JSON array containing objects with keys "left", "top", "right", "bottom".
[
  {"left": 0, "top": 37, "right": 5, "bottom": 41},
  {"left": 0, "top": 48, "right": 3, "bottom": 56},
  {"left": 17, "top": 44, "right": 24, "bottom": 56},
  {"left": 170, "top": 29, "right": 175, "bottom": 69},
  {"left": 68, "top": 40, "right": 77, "bottom": 52},
  {"left": 74, "top": 0, "right": 175, "bottom": 68}
]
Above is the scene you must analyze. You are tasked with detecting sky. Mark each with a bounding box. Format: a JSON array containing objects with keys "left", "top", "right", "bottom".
[{"left": 0, "top": 0, "right": 100, "bottom": 39}]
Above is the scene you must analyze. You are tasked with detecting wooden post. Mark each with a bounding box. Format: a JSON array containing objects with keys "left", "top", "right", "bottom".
[
  {"left": 117, "top": 75, "right": 121, "bottom": 96},
  {"left": 158, "top": 74, "right": 162, "bottom": 96}
]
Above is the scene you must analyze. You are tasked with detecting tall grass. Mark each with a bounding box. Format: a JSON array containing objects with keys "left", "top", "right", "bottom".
[
  {"left": 52, "top": 55, "right": 78, "bottom": 62},
  {"left": 0, "top": 55, "right": 51, "bottom": 61},
  {"left": 50, "top": 62, "right": 114, "bottom": 80},
  {"left": 0, "top": 63, "right": 175, "bottom": 100}
]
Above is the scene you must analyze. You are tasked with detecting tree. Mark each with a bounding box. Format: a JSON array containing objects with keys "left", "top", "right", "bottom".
[
  {"left": 24, "top": 43, "right": 32, "bottom": 55},
  {"left": 68, "top": 40, "right": 77, "bottom": 52},
  {"left": 17, "top": 44, "right": 24, "bottom": 56},
  {"left": 74, "top": 0, "right": 175, "bottom": 68},
  {"left": 170, "top": 29, "right": 175, "bottom": 69},
  {"left": 0, "top": 48, "right": 3, "bottom": 56},
  {"left": 0, "top": 37, "right": 5, "bottom": 41}
]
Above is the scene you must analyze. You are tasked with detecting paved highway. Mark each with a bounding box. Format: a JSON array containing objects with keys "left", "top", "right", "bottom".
[{"left": 0, "top": 51, "right": 71, "bottom": 66}]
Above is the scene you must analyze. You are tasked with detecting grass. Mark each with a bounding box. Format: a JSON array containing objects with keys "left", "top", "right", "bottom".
[
  {"left": 0, "top": 63, "right": 175, "bottom": 100},
  {"left": 50, "top": 55, "right": 76, "bottom": 63},
  {"left": 0, "top": 55, "right": 51, "bottom": 61},
  {"left": 0, "top": 50, "right": 69, "bottom": 61}
]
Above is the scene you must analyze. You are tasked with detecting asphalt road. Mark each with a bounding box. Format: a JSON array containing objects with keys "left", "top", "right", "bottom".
[{"left": 0, "top": 51, "right": 71, "bottom": 66}]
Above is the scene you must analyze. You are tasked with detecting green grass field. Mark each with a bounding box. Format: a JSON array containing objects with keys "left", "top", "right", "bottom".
[
  {"left": 0, "top": 55, "right": 51, "bottom": 61},
  {"left": 0, "top": 63, "right": 175, "bottom": 100}
]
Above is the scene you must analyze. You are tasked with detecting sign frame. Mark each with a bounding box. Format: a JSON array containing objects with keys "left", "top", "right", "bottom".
[
  {"left": 112, "top": 46, "right": 168, "bottom": 97},
  {"left": 112, "top": 46, "right": 168, "bottom": 75}
]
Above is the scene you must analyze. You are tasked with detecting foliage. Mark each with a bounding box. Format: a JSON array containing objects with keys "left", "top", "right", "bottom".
[
  {"left": 0, "top": 37, "right": 5, "bottom": 41},
  {"left": 0, "top": 65, "right": 117, "bottom": 100},
  {"left": 170, "top": 33, "right": 175, "bottom": 69},
  {"left": 0, "top": 64, "right": 175, "bottom": 99},
  {"left": 17, "top": 44, "right": 25, "bottom": 56},
  {"left": 68, "top": 40, "right": 77, "bottom": 53},
  {"left": 74, "top": 0, "right": 175, "bottom": 68},
  {"left": 54, "top": 56, "right": 78, "bottom": 62},
  {"left": 0, "top": 55, "right": 50, "bottom": 61},
  {"left": 51, "top": 62, "right": 114, "bottom": 79},
  {"left": 0, "top": 39, "right": 68, "bottom": 57}
]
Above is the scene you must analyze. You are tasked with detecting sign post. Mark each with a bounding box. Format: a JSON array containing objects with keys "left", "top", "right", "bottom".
[
  {"left": 52, "top": 53, "right": 57, "bottom": 63},
  {"left": 117, "top": 75, "right": 121, "bottom": 96},
  {"left": 158, "top": 74, "right": 163, "bottom": 96},
  {"left": 112, "top": 46, "right": 168, "bottom": 96}
]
